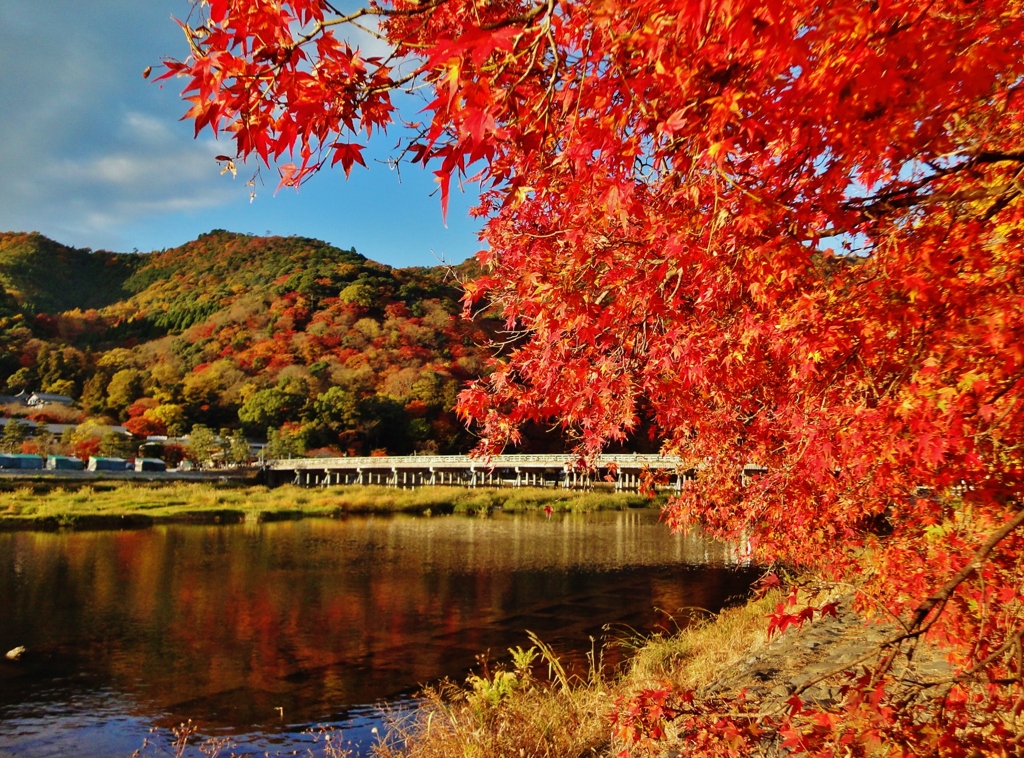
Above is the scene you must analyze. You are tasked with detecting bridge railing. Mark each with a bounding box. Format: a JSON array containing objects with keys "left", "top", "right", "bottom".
[
  {"left": 265, "top": 453, "right": 688, "bottom": 471},
  {"left": 264, "top": 452, "right": 699, "bottom": 492}
]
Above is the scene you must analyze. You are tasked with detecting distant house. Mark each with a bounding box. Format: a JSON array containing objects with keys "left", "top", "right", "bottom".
[
  {"left": 0, "top": 395, "right": 25, "bottom": 406},
  {"left": 27, "top": 392, "right": 74, "bottom": 408},
  {"left": 0, "top": 453, "right": 44, "bottom": 470},
  {"left": 47, "top": 455, "right": 84, "bottom": 471},
  {"left": 134, "top": 458, "right": 167, "bottom": 472},
  {"left": 87, "top": 456, "right": 130, "bottom": 471}
]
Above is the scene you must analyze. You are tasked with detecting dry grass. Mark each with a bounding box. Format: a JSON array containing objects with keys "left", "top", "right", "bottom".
[
  {"left": 620, "top": 589, "right": 781, "bottom": 692},
  {"left": 375, "top": 636, "right": 614, "bottom": 758},
  {"left": 372, "top": 592, "right": 780, "bottom": 758}
]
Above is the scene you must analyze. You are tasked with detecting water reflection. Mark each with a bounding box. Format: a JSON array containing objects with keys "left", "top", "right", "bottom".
[{"left": 0, "top": 510, "right": 756, "bottom": 756}]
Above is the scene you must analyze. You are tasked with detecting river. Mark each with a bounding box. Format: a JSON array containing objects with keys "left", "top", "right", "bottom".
[{"left": 0, "top": 509, "right": 757, "bottom": 757}]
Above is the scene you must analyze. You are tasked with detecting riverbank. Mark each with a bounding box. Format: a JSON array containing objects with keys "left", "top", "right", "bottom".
[
  {"left": 369, "top": 587, "right": 785, "bottom": 758},
  {"left": 372, "top": 577, "right": 953, "bottom": 758},
  {"left": 371, "top": 583, "right": 924, "bottom": 758},
  {"left": 0, "top": 482, "right": 656, "bottom": 530}
]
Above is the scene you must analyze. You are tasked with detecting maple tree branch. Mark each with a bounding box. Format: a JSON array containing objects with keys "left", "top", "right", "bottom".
[
  {"left": 479, "top": 2, "right": 549, "bottom": 31},
  {"left": 799, "top": 150, "right": 1024, "bottom": 238},
  {"left": 293, "top": 2, "right": 451, "bottom": 51},
  {"left": 765, "top": 510, "right": 1024, "bottom": 712},
  {"left": 346, "top": 18, "right": 391, "bottom": 43},
  {"left": 907, "top": 507, "right": 1024, "bottom": 634},
  {"left": 841, "top": 148, "right": 1024, "bottom": 221},
  {"left": 974, "top": 150, "right": 1024, "bottom": 164},
  {"left": 364, "top": 68, "right": 421, "bottom": 96},
  {"left": 910, "top": 623, "right": 1024, "bottom": 689}
]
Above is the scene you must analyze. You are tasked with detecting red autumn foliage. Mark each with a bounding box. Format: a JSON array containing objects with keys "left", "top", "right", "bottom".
[
  {"left": 72, "top": 437, "right": 101, "bottom": 461},
  {"left": 26, "top": 408, "right": 82, "bottom": 425},
  {"left": 126, "top": 398, "right": 159, "bottom": 419},
  {"left": 125, "top": 415, "right": 168, "bottom": 439},
  {"left": 165, "top": 0, "right": 1024, "bottom": 751},
  {"left": 404, "top": 399, "right": 429, "bottom": 418}
]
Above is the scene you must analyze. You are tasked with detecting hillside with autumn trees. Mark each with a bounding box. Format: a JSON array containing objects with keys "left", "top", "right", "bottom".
[{"left": 0, "top": 229, "right": 497, "bottom": 457}]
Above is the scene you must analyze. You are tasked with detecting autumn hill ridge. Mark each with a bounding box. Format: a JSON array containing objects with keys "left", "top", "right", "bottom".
[{"left": 0, "top": 229, "right": 498, "bottom": 458}]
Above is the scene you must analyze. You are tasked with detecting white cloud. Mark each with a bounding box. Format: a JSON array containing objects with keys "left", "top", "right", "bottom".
[
  {"left": 0, "top": 0, "right": 239, "bottom": 248},
  {"left": 52, "top": 113, "right": 222, "bottom": 189},
  {"left": 0, "top": 105, "right": 237, "bottom": 248}
]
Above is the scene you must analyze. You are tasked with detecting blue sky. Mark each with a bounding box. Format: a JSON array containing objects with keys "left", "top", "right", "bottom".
[{"left": 0, "top": 0, "right": 482, "bottom": 268}]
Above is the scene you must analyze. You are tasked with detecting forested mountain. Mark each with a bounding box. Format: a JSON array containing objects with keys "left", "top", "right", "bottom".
[
  {"left": 0, "top": 232, "right": 143, "bottom": 314},
  {"left": 0, "top": 230, "right": 495, "bottom": 456}
]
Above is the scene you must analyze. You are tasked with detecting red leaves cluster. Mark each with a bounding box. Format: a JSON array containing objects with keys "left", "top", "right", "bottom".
[
  {"left": 610, "top": 685, "right": 681, "bottom": 756},
  {"left": 613, "top": 686, "right": 765, "bottom": 758},
  {"left": 766, "top": 587, "right": 839, "bottom": 639},
  {"left": 159, "top": 0, "right": 391, "bottom": 189},
  {"left": 165, "top": 0, "right": 1024, "bottom": 752}
]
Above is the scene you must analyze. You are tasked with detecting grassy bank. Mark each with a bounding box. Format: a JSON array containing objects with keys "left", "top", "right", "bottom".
[
  {"left": 373, "top": 588, "right": 783, "bottom": 758},
  {"left": 0, "top": 482, "right": 656, "bottom": 530}
]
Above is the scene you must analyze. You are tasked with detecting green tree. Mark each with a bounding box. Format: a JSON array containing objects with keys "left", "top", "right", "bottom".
[
  {"left": 37, "top": 346, "right": 86, "bottom": 398},
  {"left": 44, "top": 379, "right": 76, "bottom": 398},
  {"left": 312, "top": 386, "right": 361, "bottom": 430},
  {"left": 98, "top": 431, "right": 133, "bottom": 459},
  {"left": 359, "top": 395, "right": 411, "bottom": 455},
  {"left": 79, "top": 374, "right": 108, "bottom": 415},
  {"left": 186, "top": 424, "right": 219, "bottom": 467},
  {"left": 265, "top": 427, "right": 302, "bottom": 459},
  {"left": 5, "top": 367, "right": 33, "bottom": 393},
  {"left": 238, "top": 385, "right": 304, "bottom": 435},
  {"left": 149, "top": 404, "right": 186, "bottom": 437},
  {"left": 106, "top": 369, "right": 145, "bottom": 418},
  {"left": 1, "top": 420, "right": 28, "bottom": 453},
  {"left": 338, "top": 282, "right": 377, "bottom": 307},
  {"left": 228, "top": 429, "right": 252, "bottom": 466}
]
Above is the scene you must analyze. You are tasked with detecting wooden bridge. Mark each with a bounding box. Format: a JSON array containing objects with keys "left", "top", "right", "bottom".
[{"left": 264, "top": 453, "right": 693, "bottom": 493}]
